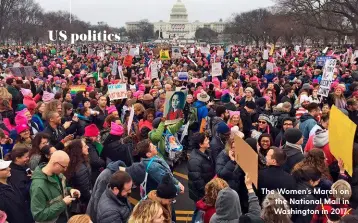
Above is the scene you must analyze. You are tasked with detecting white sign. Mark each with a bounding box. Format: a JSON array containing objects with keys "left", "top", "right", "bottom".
[
  {"left": 295, "top": 45, "right": 300, "bottom": 53},
  {"left": 108, "top": 84, "right": 127, "bottom": 100},
  {"left": 111, "top": 61, "right": 118, "bottom": 76},
  {"left": 201, "top": 47, "right": 210, "bottom": 55},
  {"left": 211, "top": 62, "right": 222, "bottom": 77},
  {"left": 318, "top": 59, "right": 337, "bottom": 97},
  {"left": 178, "top": 72, "right": 188, "bottom": 81},
  {"left": 172, "top": 46, "right": 182, "bottom": 59},
  {"left": 322, "top": 47, "right": 329, "bottom": 54},
  {"left": 128, "top": 105, "right": 134, "bottom": 135},
  {"left": 151, "top": 62, "right": 158, "bottom": 79},
  {"left": 263, "top": 50, "right": 269, "bottom": 60},
  {"left": 190, "top": 48, "right": 195, "bottom": 54},
  {"left": 129, "top": 47, "right": 139, "bottom": 56},
  {"left": 281, "top": 48, "right": 286, "bottom": 57},
  {"left": 217, "top": 50, "right": 224, "bottom": 58},
  {"left": 118, "top": 66, "right": 123, "bottom": 79},
  {"left": 266, "top": 62, "right": 275, "bottom": 72}
]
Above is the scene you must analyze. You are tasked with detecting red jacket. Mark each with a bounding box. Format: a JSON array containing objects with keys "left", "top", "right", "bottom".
[
  {"left": 304, "top": 135, "right": 335, "bottom": 166},
  {"left": 196, "top": 199, "right": 216, "bottom": 223}
]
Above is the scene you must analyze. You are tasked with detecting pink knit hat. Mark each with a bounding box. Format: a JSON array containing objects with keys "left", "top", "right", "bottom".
[
  {"left": 15, "top": 124, "right": 29, "bottom": 134},
  {"left": 20, "top": 88, "right": 32, "bottom": 97},
  {"left": 15, "top": 113, "right": 28, "bottom": 126},
  {"left": 43, "top": 91, "right": 55, "bottom": 103},
  {"left": 107, "top": 106, "right": 117, "bottom": 115},
  {"left": 138, "top": 84, "right": 145, "bottom": 92},
  {"left": 110, "top": 122, "right": 124, "bottom": 136}
]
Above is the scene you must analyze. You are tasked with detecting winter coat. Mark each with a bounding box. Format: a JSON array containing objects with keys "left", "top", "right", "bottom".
[
  {"left": 96, "top": 187, "right": 132, "bottom": 223},
  {"left": 299, "top": 113, "right": 317, "bottom": 148},
  {"left": 30, "top": 164, "right": 70, "bottom": 222},
  {"left": 210, "top": 135, "right": 225, "bottom": 165},
  {"left": 239, "top": 108, "right": 253, "bottom": 138},
  {"left": 240, "top": 192, "right": 264, "bottom": 223},
  {"left": 148, "top": 119, "right": 183, "bottom": 159},
  {"left": 142, "top": 156, "right": 180, "bottom": 194},
  {"left": 0, "top": 181, "right": 34, "bottom": 223},
  {"left": 42, "top": 125, "right": 66, "bottom": 150},
  {"left": 102, "top": 134, "right": 133, "bottom": 167},
  {"left": 86, "top": 161, "right": 126, "bottom": 222},
  {"left": 282, "top": 144, "right": 304, "bottom": 174},
  {"left": 274, "top": 130, "right": 286, "bottom": 147},
  {"left": 258, "top": 165, "right": 296, "bottom": 202},
  {"left": 8, "top": 162, "right": 32, "bottom": 203},
  {"left": 86, "top": 139, "right": 106, "bottom": 185},
  {"left": 291, "top": 182, "right": 318, "bottom": 223},
  {"left": 67, "top": 162, "right": 92, "bottom": 204},
  {"left": 210, "top": 117, "right": 224, "bottom": 139},
  {"left": 93, "top": 106, "right": 108, "bottom": 130},
  {"left": 196, "top": 199, "right": 216, "bottom": 223},
  {"left": 188, "top": 149, "right": 215, "bottom": 202}
]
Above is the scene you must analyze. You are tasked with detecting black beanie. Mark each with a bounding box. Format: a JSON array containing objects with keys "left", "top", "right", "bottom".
[
  {"left": 284, "top": 128, "right": 303, "bottom": 144},
  {"left": 156, "top": 174, "right": 177, "bottom": 199},
  {"left": 245, "top": 101, "right": 256, "bottom": 110},
  {"left": 152, "top": 117, "right": 161, "bottom": 129}
]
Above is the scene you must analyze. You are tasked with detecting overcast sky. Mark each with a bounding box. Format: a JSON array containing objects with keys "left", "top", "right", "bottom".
[{"left": 35, "top": 0, "right": 274, "bottom": 27}]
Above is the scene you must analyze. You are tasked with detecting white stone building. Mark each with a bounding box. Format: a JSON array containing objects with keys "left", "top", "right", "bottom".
[{"left": 125, "top": 0, "right": 225, "bottom": 40}]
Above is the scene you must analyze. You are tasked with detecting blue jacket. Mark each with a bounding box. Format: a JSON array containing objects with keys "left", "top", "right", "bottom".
[
  {"left": 264, "top": 73, "right": 275, "bottom": 83},
  {"left": 142, "top": 156, "right": 180, "bottom": 194},
  {"left": 299, "top": 113, "right": 317, "bottom": 148},
  {"left": 193, "top": 101, "right": 208, "bottom": 124}
]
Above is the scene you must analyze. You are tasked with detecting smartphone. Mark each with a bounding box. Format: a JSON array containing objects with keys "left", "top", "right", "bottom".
[{"left": 26, "top": 168, "right": 32, "bottom": 175}]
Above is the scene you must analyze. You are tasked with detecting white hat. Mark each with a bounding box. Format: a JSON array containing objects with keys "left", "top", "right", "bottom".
[
  {"left": 0, "top": 159, "right": 11, "bottom": 170},
  {"left": 300, "top": 95, "right": 311, "bottom": 104},
  {"left": 197, "top": 90, "right": 210, "bottom": 102}
]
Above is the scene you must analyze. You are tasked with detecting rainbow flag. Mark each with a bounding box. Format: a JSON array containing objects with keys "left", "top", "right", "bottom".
[{"left": 70, "top": 85, "right": 86, "bottom": 95}]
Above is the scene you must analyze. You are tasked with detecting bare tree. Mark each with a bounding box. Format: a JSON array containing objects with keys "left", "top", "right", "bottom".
[{"left": 195, "top": 27, "right": 218, "bottom": 42}]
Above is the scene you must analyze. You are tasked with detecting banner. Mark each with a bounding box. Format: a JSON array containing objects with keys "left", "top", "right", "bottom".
[
  {"left": 164, "top": 91, "right": 186, "bottom": 125},
  {"left": 111, "top": 61, "right": 118, "bottom": 76},
  {"left": 70, "top": 85, "right": 86, "bottom": 95},
  {"left": 172, "top": 46, "right": 182, "bottom": 59},
  {"left": 151, "top": 62, "right": 159, "bottom": 79},
  {"left": 329, "top": 106, "right": 356, "bottom": 176},
  {"left": 263, "top": 49, "right": 269, "bottom": 60},
  {"left": 315, "top": 56, "right": 332, "bottom": 67},
  {"left": 211, "top": 62, "right": 222, "bottom": 77},
  {"left": 269, "top": 44, "right": 275, "bottom": 56},
  {"left": 108, "top": 84, "right": 127, "bottom": 101},
  {"left": 123, "top": 55, "right": 133, "bottom": 67},
  {"left": 318, "top": 59, "right": 337, "bottom": 97},
  {"left": 160, "top": 50, "right": 170, "bottom": 60}
]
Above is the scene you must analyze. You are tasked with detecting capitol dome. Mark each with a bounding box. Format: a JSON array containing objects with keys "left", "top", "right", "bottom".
[{"left": 169, "top": 0, "right": 188, "bottom": 23}]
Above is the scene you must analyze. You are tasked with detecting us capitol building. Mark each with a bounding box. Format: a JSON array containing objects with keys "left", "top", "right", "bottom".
[{"left": 125, "top": 0, "right": 225, "bottom": 40}]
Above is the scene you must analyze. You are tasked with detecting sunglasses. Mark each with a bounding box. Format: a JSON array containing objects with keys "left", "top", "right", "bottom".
[{"left": 258, "top": 121, "right": 267, "bottom": 124}]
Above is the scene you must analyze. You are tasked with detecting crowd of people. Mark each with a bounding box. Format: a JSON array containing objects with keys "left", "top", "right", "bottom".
[{"left": 0, "top": 43, "right": 357, "bottom": 223}]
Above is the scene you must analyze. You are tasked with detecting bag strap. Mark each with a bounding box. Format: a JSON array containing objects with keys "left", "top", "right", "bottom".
[{"left": 146, "top": 157, "right": 155, "bottom": 172}]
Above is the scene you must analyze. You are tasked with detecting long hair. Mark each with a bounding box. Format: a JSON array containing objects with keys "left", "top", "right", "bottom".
[
  {"left": 64, "top": 139, "right": 89, "bottom": 181},
  {"left": 204, "top": 178, "right": 229, "bottom": 207},
  {"left": 261, "top": 191, "right": 292, "bottom": 223},
  {"left": 4, "top": 146, "right": 29, "bottom": 162},
  {"left": 128, "top": 200, "right": 163, "bottom": 223},
  {"left": 30, "top": 132, "right": 50, "bottom": 157},
  {"left": 62, "top": 102, "right": 73, "bottom": 117},
  {"left": 292, "top": 148, "right": 331, "bottom": 180}
]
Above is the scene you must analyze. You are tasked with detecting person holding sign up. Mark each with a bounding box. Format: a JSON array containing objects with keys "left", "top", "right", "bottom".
[{"left": 166, "top": 92, "right": 185, "bottom": 121}]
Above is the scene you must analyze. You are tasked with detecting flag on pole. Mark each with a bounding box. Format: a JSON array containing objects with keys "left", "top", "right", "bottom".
[{"left": 144, "top": 53, "right": 152, "bottom": 78}]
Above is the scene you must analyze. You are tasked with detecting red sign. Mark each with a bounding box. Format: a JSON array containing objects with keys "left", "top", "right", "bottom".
[{"left": 123, "top": 55, "right": 133, "bottom": 67}]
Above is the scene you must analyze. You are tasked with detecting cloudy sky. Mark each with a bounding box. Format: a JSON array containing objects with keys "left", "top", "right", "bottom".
[{"left": 35, "top": 0, "right": 274, "bottom": 27}]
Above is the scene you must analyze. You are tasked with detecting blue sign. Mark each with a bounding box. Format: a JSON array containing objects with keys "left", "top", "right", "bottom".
[{"left": 316, "top": 56, "right": 332, "bottom": 67}]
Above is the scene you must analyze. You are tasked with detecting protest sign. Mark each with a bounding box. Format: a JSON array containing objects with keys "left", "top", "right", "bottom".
[
  {"left": 164, "top": 91, "right": 186, "bottom": 125},
  {"left": 151, "top": 62, "right": 159, "bottom": 79},
  {"left": 263, "top": 49, "right": 269, "bottom": 60},
  {"left": 118, "top": 66, "right": 123, "bottom": 79},
  {"left": 234, "top": 135, "right": 258, "bottom": 188},
  {"left": 70, "top": 85, "right": 86, "bottom": 95},
  {"left": 217, "top": 50, "right": 224, "bottom": 58},
  {"left": 160, "top": 50, "right": 170, "bottom": 60},
  {"left": 211, "top": 62, "right": 222, "bottom": 77},
  {"left": 9, "top": 67, "right": 22, "bottom": 76},
  {"left": 315, "top": 56, "right": 332, "bottom": 67},
  {"left": 266, "top": 62, "right": 275, "bottom": 72},
  {"left": 177, "top": 72, "right": 188, "bottom": 81},
  {"left": 108, "top": 84, "right": 127, "bottom": 101},
  {"left": 329, "top": 105, "right": 356, "bottom": 176},
  {"left": 111, "top": 61, "right": 118, "bottom": 76},
  {"left": 322, "top": 47, "right": 329, "bottom": 54},
  {"left": 128, "top": 105, "right": 134, "bottom": 135},
  {"left": 201, "top": 47, "right": 210, "bottom": 55},
  {"left": 123, "top": 55, "right": 133, "bottom": 67},
  {"left": 295, "top": 45, "right": 300, "bottom": 53},
  {"left": 129, "top": 47, "right": 139, "bottom": 56},
  {"left": 172, "top": 46, "right": 181, "bottom": 59},
  {"left": 281, "top": 48, "right": 286, "bottom": 57},
  {"left": 24, "top": 66, "right": 36, "bottom": 76},
  {"left": 318, "top": 59, "right": 336, "bottom": 97},
  {"left": 189, "top": 48, "right": 195, "bottom": 54},
  {"left": 98, "top": 50, "right": 105, "bottom": 60},
  {"left": 269, "top": 44, "right": 275, "bottom": 56},
  {"left": 121, "top": 48, "right": 128, "bottom": 57}
]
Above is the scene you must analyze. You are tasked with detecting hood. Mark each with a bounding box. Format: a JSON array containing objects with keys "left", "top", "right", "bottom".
[
  {"left": 212, "top": 117, "right": 223, "bottom": 129},
  {"left": 214, "top": 187, "right": 242, "bottom": 221},
  {"left": 283, "top": 144, "right": 302, "bottom": 157},
  {"left": 300, "top": 113, "right": 314, "bottom": 123},
  {"left": 125, "top": 162, "right": 145, "bottom": 186},
  {"left": 31, "top": 164, "right": 48, "bottom": 180},
  {"left": 313, "top": 130, "right": 329, "bottom": 147},
  {"left": 106, "top": 160, "right": 126, "bottom": 172}
]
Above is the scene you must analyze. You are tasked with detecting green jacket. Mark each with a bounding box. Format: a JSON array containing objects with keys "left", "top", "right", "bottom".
[
  {"left": 30, "top": 164, "right": 71, "bottom": 222},
  {"left": 149, "top": 119, "right": 184, "bottom": 158}
]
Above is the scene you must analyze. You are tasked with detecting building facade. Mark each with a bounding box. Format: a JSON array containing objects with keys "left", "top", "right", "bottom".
[{"left": 125, "top": 0, "right": 225, "bottom": 40}]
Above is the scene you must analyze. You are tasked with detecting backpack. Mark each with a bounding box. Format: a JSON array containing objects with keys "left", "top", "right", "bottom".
[
  {"left": 164, "top": 130, "right": 183, "bottom": 162},
  {"left": 188, "top": 106, "right": 199, "bottom": 128},
  {"left": 140, "top": 157, "right": 155, "bottom": 199}
]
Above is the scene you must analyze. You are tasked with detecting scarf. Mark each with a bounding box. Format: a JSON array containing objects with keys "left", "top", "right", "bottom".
[{"left": 285, "top": 142, "right": 303, "bottom": 153}]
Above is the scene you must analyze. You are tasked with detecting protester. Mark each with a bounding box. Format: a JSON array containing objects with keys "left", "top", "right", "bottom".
[
  {"left": 96, "top": 171, "right": 132, "bottom": 223},
  {"left": 282, "top": 128, "right": 304, "bottom": 173},
  {"left": 28, "top": 132, "right": 50, "bottom": 170},
  {"left": 299, "top": 102, "right": 320, "bottom": 148},
  {"left": 30, "top": 150, "right": 81, "bottom": 222},
  {"left": 128, "top": 200, "right": 164, "bottom": 223}
]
